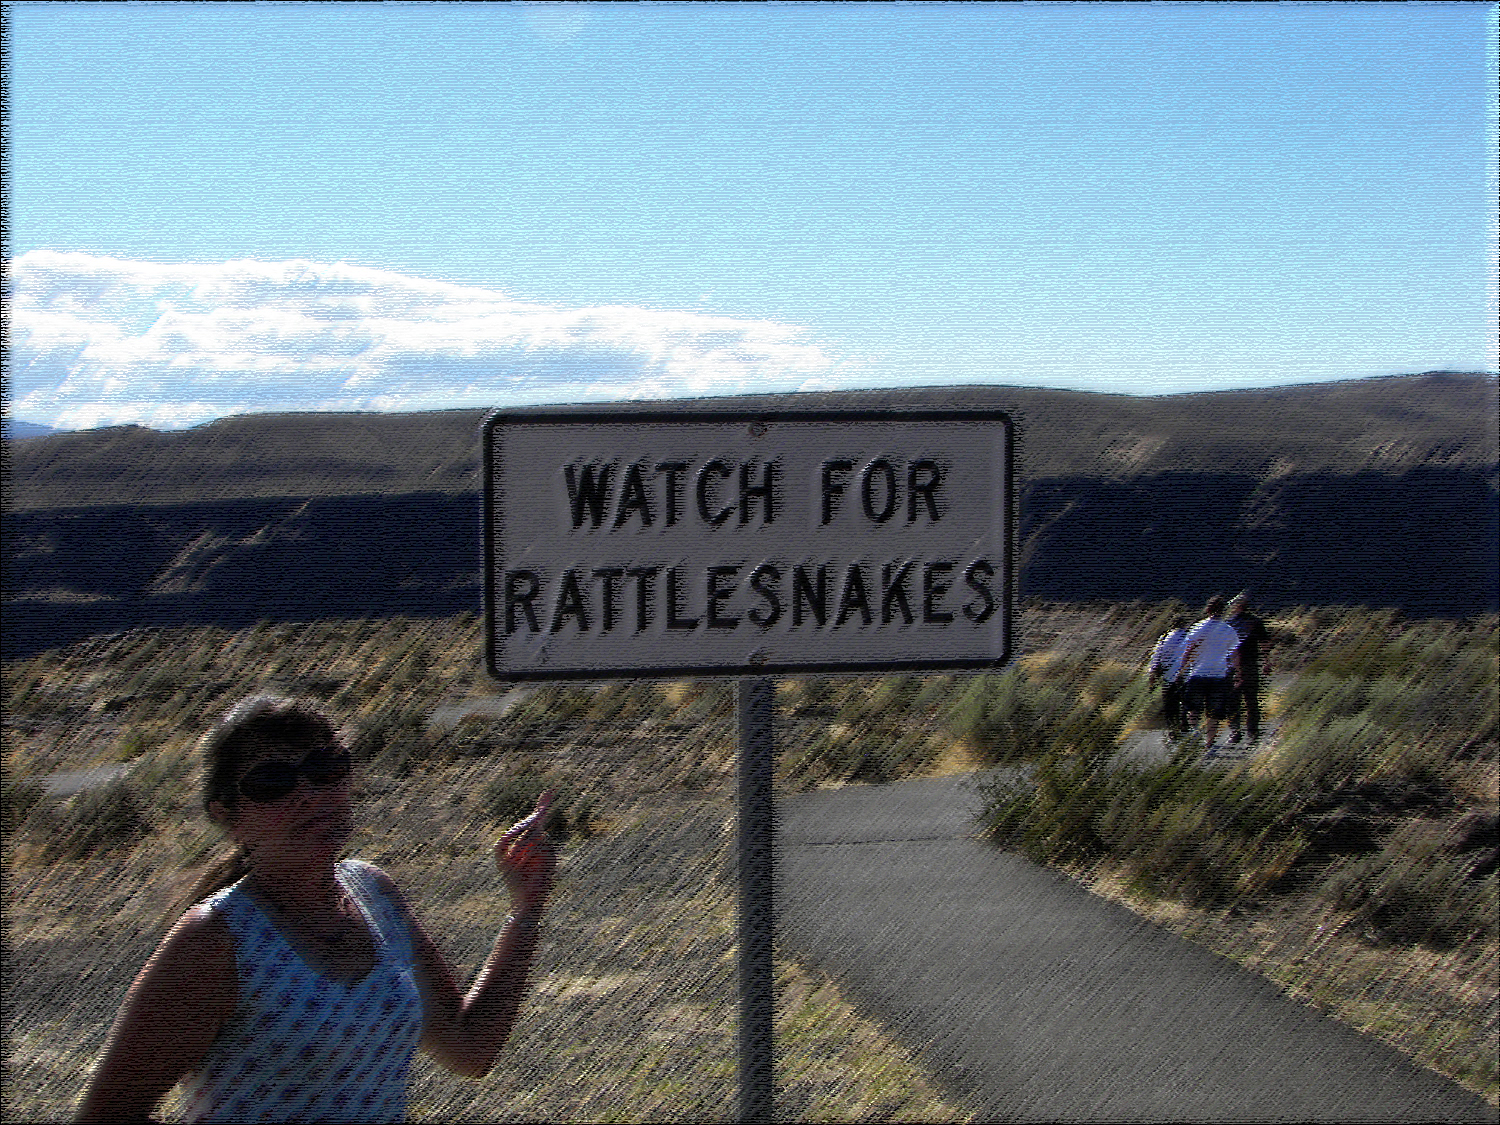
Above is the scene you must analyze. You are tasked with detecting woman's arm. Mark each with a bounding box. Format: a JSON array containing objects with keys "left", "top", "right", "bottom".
[
  {"left": 74, "top": 906, "right": 237, "bottom": 1123},
  {"left": 402, "top": 902, "right": 549, "bottom": 1078},
  {"left": 375, "top": 792, "right": 557, "bottom": 1079}
]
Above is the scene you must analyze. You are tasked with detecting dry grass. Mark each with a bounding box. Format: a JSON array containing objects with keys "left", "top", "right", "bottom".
[
  {"left": 2, "top": 613, "right": 985, "bottom": 1125},
  {"left": 4, "top": 765, "right": 972, "bottom": 1123},
  {"left": 4, "top": 602, "right": 1495, "bottom": 1117}
]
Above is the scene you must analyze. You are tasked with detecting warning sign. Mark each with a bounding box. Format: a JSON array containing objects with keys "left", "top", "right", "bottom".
[{"left": 483, "top": 408, "right": 1013, "bottom": 680}]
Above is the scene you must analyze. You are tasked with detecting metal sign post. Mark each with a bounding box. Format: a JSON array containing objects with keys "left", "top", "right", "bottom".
[
  {"left": 737, "top": 676, "right": 776, "bottom": 1123},
  {"left": 483, "top": 405, "right": 1013, "bottom": 1121}
]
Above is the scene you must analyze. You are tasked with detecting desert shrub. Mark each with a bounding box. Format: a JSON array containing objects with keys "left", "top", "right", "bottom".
[
  {"left": 674, "top": 682, "right": 734, "bottom": 723},
  {"left": 45, "top": 779, "right": 154, "bottom": 860},
  {"left": 781, "top": 677, "right": 940, "bottom": 786},
  {"left": 352, "top": 709, "right": 429, "bottom": 777},
  {"left": 911, "top": 674, "right": 955, "bottom": 713},
  {"left": 126, "top": 740, "right": 197, "bottom": 803},
  {"left": 511, "top": 685, "right": 595, "bottom": 724},
  {"left": 1269, "top": 615, "right": 1497, "bottom": 798},
  {"left": 126, "top": 667, "right": 186, "bottom": 702},
  {"left": 2, "top": 777, "right": 48, "bottom": 834},
  {"left": 983, "top": 754, "right": 1304, "bottom": 901},
  {"left": 1085, "top": 662, "right": 1138, "bottom": 708},
  {"left": 1269, "top": 716, "right": 1386, "bottom": 793},
  {"left": 941, "top": 673, "right": 1006, "bottom": 754},
  {"left": 587, "top": 682, "right": 656, "bottom": 722},
  {"left": 943, "top": 670, "right": 1077, "bottom": 764},
  {"left": 980, "top": 754, "right": 1109, "bottom": 864},
  {"left": 432, "top": 716, "right": 511, "bottom": 761},
  {"left": 1048, "top": 702, "right": 1124, "bottom": 767},
  {"left": 778, "top": 679, "right": 838, "bottom": 716},
  {"left": 1323, "top": 821, "right": 1499, "bottom": 947},
  {"left": 872, "top": 675, "right": 921, "bottom": 709},
  {"left": 789, "top": 723, "right": 937, "bottom": 787},
  {"left": 1360, "top": 674, "right": 1445, "bottom": 736},
  {"left": 111, "top": 728, "right": 150, "bottom": 763},
  {"left": 392, "top": 641, "right": 430, "bottom": 683},
  {"left": 482, "top": 775, "right": 593, "bottom": 842},
  {"left": 1283, "top": 672, "right": 1369, "bottom": 727},
  {"left": 9, "top": 683, "right": 41, "bottom": 718},
  {"left": 1030, "top": 651, "right": 1098, "bottom": 693},
  {"left": 1104, "top": 668, "right": 1155, "bottom": 718},
  {"left": 1358, "top": 632, "right": 1499, "bottom": 743},
  {"left": 1364, "top": 738, "right": 1453, "bottom": 791},
  {"left": 1094, "top": 763, "right": 1303, "bottom": 898},
  {"left": 1447, "top": 642, "right": 1500, "bottom": 740}
]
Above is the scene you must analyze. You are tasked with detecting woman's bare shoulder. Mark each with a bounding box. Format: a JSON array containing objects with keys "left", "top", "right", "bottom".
[
  {"left": 147, "top": 900, "right": 236, "bottom": 982},
  {"left": 73, "top": 903, "right": 238, "bottom": 1121}
]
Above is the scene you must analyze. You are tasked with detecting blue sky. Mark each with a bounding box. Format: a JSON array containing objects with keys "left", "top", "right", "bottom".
[{"left": 6, "top": 1, "right": 1496, "bottom": 431}]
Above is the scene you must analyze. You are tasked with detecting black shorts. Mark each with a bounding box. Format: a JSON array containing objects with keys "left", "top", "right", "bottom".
[{"left": 1184, "top": 676, "right": 1232, "bottom": 720}]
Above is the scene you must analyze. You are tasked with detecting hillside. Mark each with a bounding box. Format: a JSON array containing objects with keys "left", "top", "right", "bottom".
[
  {"left": 3, "top": 373, "right": 1497, "bottom": 659},
  {"left": 5, "top": 372, "right": 1496, "bottom": 508}
]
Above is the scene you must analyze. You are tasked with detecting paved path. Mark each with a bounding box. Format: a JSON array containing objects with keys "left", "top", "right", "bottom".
[
  {"left": 425, "top": 688, "right": 537, "bottom": 733},
  {"left": 775, "top": 774, "right": 1495, "bottom": 1123},
  {"left": 37, "top": 762, "right": 134, "bottom": 797},
  {"left": 1117, "top": 726, "right": 1271, "bottom": 772}
]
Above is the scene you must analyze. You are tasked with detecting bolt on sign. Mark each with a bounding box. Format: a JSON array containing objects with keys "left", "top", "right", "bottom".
[{"left": 483, "top": 408, "right": 1013, "bottom": 681}]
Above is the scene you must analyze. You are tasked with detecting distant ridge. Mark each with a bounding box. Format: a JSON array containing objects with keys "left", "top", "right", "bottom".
[
  {"left": 3, "top": 373, "right": 1496, "bottom": 658},
  {"left": 1, "top": 420, "right": 58, "bottom": 441},
  {"left": 6, "top": 372, "right": 1496, "bottom": 510}
]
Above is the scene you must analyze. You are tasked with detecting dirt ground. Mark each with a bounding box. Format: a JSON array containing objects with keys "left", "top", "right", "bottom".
[
  {"left": 4, "top": 603, "right": 1495, "bottom": 1116},
  {"left": 4, "top": 762, "right": 974, "bottom": 1123}
]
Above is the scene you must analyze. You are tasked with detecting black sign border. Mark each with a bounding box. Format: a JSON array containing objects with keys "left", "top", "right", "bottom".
[{"left": 483, "top": 407, "right": 1014, "bottom": 682}]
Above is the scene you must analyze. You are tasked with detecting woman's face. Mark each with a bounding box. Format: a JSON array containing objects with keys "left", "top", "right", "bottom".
[{"left": 215, "top": 742, "right": 355, "bottom": 865}]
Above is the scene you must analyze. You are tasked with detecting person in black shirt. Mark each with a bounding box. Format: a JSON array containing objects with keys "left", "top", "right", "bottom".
[{"left": 1226, "top": 592, "right": 1272, "bottom": 743}]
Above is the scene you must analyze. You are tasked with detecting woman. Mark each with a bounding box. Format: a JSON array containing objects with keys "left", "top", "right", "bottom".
[{"left": 75, "top": 696, "right": 556, "bottom": 1123}]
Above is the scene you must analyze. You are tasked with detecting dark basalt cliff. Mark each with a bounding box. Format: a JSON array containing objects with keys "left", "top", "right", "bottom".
[{"left": 5, "top": 374, "right": 1496, "bottom": 659}]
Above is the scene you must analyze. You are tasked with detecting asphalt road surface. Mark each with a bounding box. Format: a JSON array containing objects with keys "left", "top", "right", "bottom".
[
  {"left": 37, "top": 762, "right": 134, "bottom": 797},
  {"left": 775, "top": 774, "right": 1495, "bottom": 1123}
]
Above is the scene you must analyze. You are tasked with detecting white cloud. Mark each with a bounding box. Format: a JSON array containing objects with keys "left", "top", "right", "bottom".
[
  {"left": 5, "top": 250, "right": 860, "bottom": 430},
  {"left": 520, "top": 0, "right": 592, "bottom": 44}
]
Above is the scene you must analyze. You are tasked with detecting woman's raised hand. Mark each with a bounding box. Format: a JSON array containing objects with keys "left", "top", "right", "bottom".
[{"left": 495, "top": 789, "right": 557, "bottom": 915}]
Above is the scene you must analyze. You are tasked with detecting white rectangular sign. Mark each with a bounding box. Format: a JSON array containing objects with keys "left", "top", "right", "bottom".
[{"left": 483, "top": 408, "right": 1013, "bottom": 680}]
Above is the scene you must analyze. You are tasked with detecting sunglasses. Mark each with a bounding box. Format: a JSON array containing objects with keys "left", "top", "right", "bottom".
[{"left": 237, "top": 748, "right": 352, "bottom": 803}]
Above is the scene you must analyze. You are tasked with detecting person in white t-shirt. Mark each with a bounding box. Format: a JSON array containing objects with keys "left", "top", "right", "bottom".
[{"left": 1176, "top": 595, "right": 1243, "bottom": 754}]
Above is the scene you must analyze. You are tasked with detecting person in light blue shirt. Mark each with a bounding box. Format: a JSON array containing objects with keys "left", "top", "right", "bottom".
[
  {"left": 76, "top": 697, "right": 557, "bottom": 1123},
  {"left": 1147, "top": 615, "right": 1191, "bottom": 741}
]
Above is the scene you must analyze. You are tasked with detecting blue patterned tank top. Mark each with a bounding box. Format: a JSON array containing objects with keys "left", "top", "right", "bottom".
[{"left": 181, "top": 859, "right": 426, "bottom": 1123}]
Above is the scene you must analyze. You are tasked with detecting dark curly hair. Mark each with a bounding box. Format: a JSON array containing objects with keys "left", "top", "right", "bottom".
[
  {"left": 201, "top": 695, "right": 342, "bottom": 814},
  {"left": 172, "top": 697, "right": 346, "bottom": 918}
]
